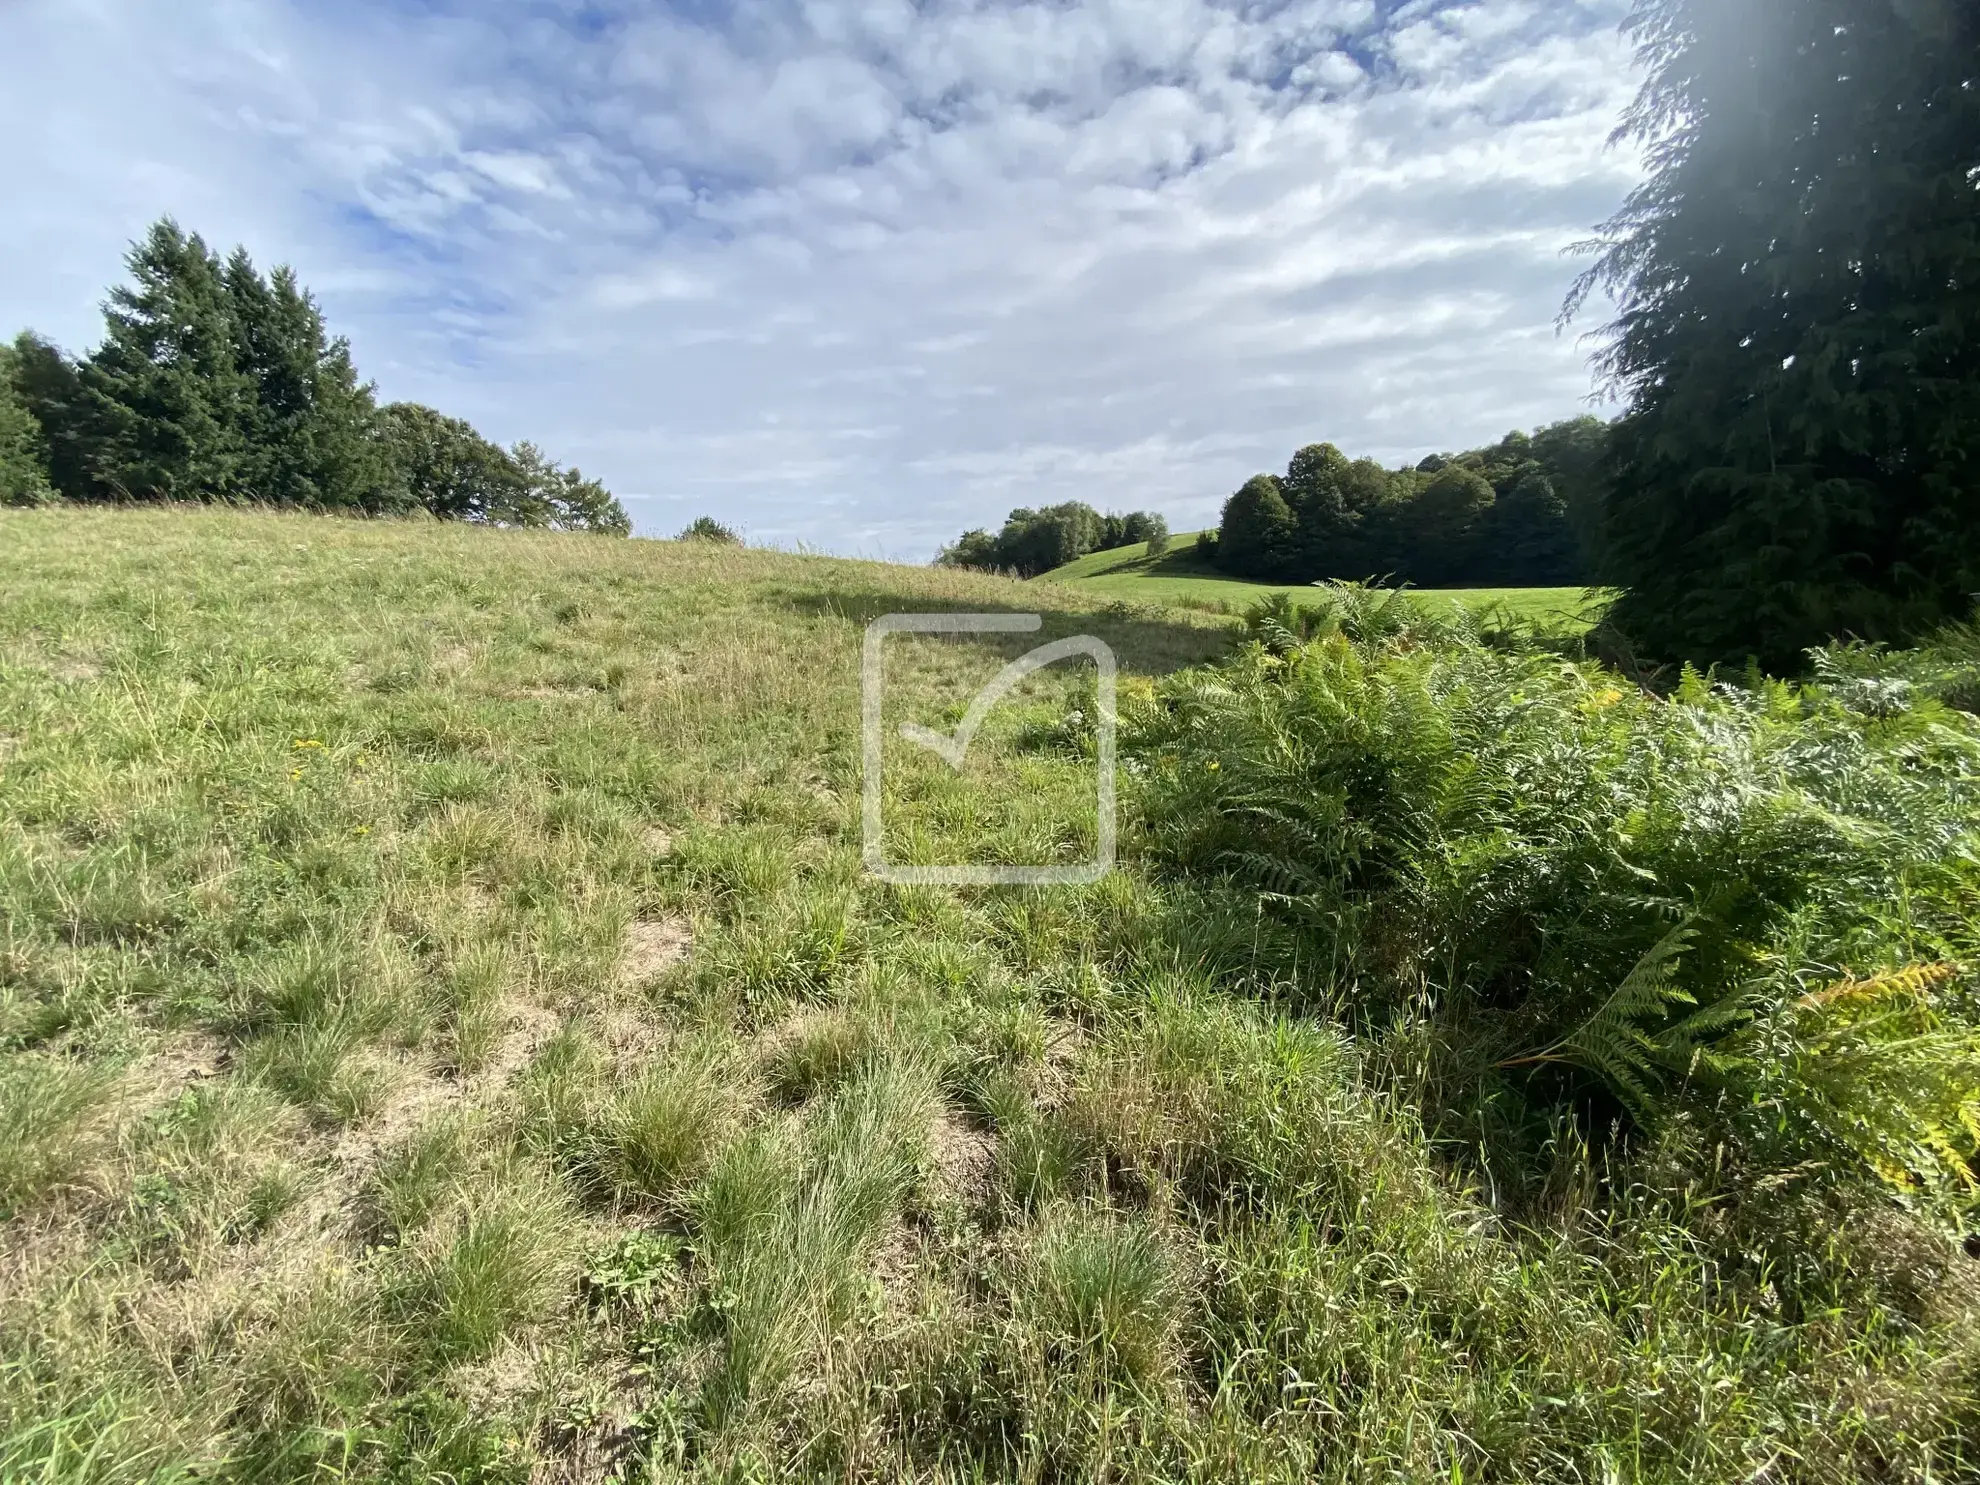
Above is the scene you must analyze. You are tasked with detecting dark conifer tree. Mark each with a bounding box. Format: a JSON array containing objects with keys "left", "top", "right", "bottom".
[
  {"left": 1572, "top": 0, "right": 1980, "bottom": 668},
  {"left": 9, "top": 334, "right": 98, "bottom": 501},
  {"left": 225, "top": 251, "right": 392, "bottom": 512},
  {"left": 78, "top": 220, "right": 250, "bottom": 501},
  {"left": 376, "top": 402, "right": 525, "bottom": 522},
  {"left": 0, "top": 342, "right": 55, "bottom": 506}
]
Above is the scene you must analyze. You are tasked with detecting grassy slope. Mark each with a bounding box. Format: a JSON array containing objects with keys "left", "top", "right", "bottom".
[
  {"left": 0, "top": 509, "right": 1969, "bottom": 1482},
  {"left": 1036, "top": 532, "right": 1599, "bottom": 623}
]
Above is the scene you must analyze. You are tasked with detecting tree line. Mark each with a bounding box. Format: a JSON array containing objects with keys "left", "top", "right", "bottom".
[
  {"left": 0, "top": 218, "right": 630, "bottom": 534},
  {"left": 1208, "top": 416, "right": 1609, "bottom": 588},
  {"left": 938, "top": 503, "right": 1169, "bottom": 578},
  {"left": 941, "top": 0, "right": 1978, "bottom": 675}
]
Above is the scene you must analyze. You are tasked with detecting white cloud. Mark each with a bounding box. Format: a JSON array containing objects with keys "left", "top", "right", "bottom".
[{"left": 0, "top": 0, "right": 1641, "bottom": 556}]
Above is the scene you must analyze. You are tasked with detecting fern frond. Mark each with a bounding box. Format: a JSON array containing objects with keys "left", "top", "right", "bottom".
[
  {"left": 1796, "top": 962, "right": 1961, "bottom": 1011},
  {"left": 1497, "top": 923, "right": 1708, "bottom": 1121}
]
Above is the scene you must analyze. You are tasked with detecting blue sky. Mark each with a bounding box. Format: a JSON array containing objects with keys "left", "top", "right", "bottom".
[{"left": 0, "top": 0, "right": 1640, "bottom": 556}]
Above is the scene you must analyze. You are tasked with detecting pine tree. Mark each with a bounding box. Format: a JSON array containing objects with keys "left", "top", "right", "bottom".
[
  {"left": 224, "top": 251, "right": 391, "bottom": 511},
  {"left": 1573, "top": 0, "right": 1980, "bottom": 669},
  {"left": 0, "top": 341, "right": 55, "bottom": 506},
  {"left": 9, "top": 334, "right": 98, "bottom": 501},
  {"left": 79, "top": 220, "right": 250, "bottom": 501},
  {"left": 510, "top": 441, "right": 630, "bottom": 532},
  {"left": 376, "top": 402, "right": 524, "bottom": 522}
]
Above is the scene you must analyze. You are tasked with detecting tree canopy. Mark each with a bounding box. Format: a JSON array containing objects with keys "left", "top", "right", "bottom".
[
  {"left": 937, "top": 502, "right": 1169, "bottom": 577},
  {"left": 1210, "top": 417, "right": 1612, "bottom": 588},
  {"left": 3, "top": 218, "right": 631, "bottom": 534},
  {"left": 1572, "top": 0, "right": 1980, "bottom": 669}
]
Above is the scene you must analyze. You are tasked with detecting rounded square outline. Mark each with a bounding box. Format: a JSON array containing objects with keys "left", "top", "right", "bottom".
[{"left": 861, "top": 613, "right": 1116, "bottom": 884}]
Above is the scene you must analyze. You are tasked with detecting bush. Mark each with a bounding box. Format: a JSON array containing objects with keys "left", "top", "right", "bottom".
[
  {"left": 678, "top": 515, "right": 741, "bottom": 544},
  {"left": 1129, "top": 613, "right": 1980, "bottom": 1219}
]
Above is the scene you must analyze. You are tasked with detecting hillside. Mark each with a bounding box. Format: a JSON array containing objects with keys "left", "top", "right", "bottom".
[
  {"left": 4, "top": 509, "right": 1979, "bottom": 1482},
  {"left": 1035, "top": 534, "right": 1600, "bottom": 625}
]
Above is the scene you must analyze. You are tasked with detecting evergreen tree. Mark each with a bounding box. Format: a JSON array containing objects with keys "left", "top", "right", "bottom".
[
  {"left": 0, "top": 342, "right": 55, "bottom": 506},
  {"left": 1572, "top": 0, "right": 1980, "bottom": 669},
  {"left": 376, "top": 402, "right": 525, "bottom": 522},
  {"left": 6, "top": 217, "right": 629, "bottom": 533},
  {"left": 10, "top": 334, "right": 99, "bottom": 501},
  {"left": 510, "top": 441, "right": 632, "bottom": 534},
  {"left": 224, "top": 251, "right": 392, "bottom": 511},
  {"left": 79, "top": 220, "right": 250, "bottom": 501}
]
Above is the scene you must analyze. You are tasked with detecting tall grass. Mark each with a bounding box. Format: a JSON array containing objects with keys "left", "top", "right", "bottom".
[{"left": 2, "top": 509, "right": 1976, "bottom": 1481}]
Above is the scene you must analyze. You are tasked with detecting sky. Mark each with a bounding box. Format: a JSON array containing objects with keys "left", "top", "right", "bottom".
[{"left": 0, "top": 0, "right": 1642, "bottom": 557}]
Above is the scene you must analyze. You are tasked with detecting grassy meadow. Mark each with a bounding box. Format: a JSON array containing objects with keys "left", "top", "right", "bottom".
[
  {"left": 3, "top": 508, "right": 1980, "bottom": 1482},
  {"left": 1033, "top": 532, "right": 1601, "bottom": 627}
]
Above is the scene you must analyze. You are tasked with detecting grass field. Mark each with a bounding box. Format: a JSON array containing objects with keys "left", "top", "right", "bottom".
[
  {"left": 1035, "top": 532, "right": 1602, "bottom": 625},
  {"left": 3, "top": 508, "right": 1977, "bottom": 1482}
]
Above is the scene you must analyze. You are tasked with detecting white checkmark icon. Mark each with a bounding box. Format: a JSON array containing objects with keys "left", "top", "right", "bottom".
[{"left": 898, "top": 634, "right": 1105, "bottom": 769}]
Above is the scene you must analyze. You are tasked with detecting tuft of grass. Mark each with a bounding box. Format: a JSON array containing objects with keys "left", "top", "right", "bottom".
[
  {"left": 0, "top": 1365, "right": 201, "bottom": 1485},
  {"left": 385, "top": 1169, "right": 577, "bottom": 1369},
  {"left": 369, "top": 1113, "right": 475, "bottom": 1242},
  {"left": 763, "top": 1010, "right": 878, "bottom": 1104},
  {"left": 1019, "top": 1210, "right": 1186, "bottom": 1392},
  {"left": 437, "top": 940, "right": 511, "bottom": 1074},
  {"left": 695, "top": 1059, "right": 938, "bottom": 1430},
  {"left": 0, "top": 1053, "right": 119, "bottom": 1214},
  {"left": 239, "top": 1015, "right": 390, "bottom": 1123},
  {"left": 588, "top": 1053, "right": 745, "bottom": 1206}
]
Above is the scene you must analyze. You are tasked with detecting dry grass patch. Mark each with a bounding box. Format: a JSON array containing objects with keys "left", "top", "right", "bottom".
[{"left": 620, "top": 914, "right": 693, "bottom": 988}]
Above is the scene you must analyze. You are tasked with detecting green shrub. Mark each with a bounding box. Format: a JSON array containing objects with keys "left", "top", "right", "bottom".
[
  {"left": 1131, "top": 620, "right": 1980, "bottom": 1216},
  {"left": 677, "top": 516, "right": 741, "bottom": 545}
]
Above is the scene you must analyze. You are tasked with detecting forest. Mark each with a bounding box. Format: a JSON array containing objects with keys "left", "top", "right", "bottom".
[
  {"left": 1204, "top": 416, "right": 1609, "bottom": 590},
  {"left": 0, "top": 220, "right": 631, "bottom": 535},
  {"left": 938, "top": 504, "right": 1170, "bottom": 578}
]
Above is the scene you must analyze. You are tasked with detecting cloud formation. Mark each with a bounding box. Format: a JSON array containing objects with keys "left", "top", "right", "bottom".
[{"left": 0, "top": 0, "right": 1641, "bottom": 555}]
